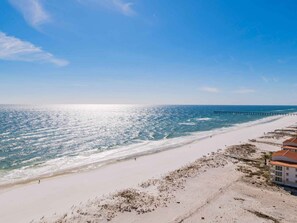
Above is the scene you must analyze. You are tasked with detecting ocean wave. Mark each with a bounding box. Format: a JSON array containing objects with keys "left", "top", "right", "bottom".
[
  {"left": 195, "top": 117, "right": 212, "bottom": 121},
  {"left": 179, "top": 122, "right": 196, "bottom": 126}
]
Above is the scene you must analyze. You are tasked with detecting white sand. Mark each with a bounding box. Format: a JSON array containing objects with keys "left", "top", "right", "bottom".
[{"left": 0, "top": 115, "right": 296, "bottom": 223}]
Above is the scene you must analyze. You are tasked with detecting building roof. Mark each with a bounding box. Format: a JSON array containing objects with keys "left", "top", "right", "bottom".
[
  {"left": 283, "top": 137, "right": 297, "bottom": 145},
  {"left": 272, "top": 150, "right": 297, "bottom": 162},
  {"left": 270, "top": 161, "right": 297, "bottom": 168},
  {"left": 282, "top": 145, "right": 297, "bottom": 150}
]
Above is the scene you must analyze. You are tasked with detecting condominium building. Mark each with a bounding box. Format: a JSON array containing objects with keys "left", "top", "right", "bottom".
[{"left": 270, "top": 138, "right": 297, "bottom": 188}]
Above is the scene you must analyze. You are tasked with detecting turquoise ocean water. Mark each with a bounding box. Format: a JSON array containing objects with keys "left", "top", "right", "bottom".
[{"left": 0, "top": 105, "right": 297, "bottom": 185}]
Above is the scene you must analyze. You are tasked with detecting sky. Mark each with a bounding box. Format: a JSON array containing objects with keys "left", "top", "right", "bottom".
[{"left": 1, "top": 0, "right": 297, "bottom": 105}]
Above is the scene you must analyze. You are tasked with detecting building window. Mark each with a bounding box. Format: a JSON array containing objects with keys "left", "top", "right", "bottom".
[
  {"left": 286, "top": 167, "right": 289, "bottom": 170},
  {"left": 275, "top": 166, "right": 282, "bottom": 171},
  {"left": 276, "top": 172, "right": 282, "bottom": 176},
  {"left": 275, "top": 177, "right": 282, "bottom": 182},
  {"left": 286, "top": 173, "right": 289, "bottom": 176}
]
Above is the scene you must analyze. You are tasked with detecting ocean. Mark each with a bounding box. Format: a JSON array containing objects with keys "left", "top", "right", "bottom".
[{"left": 0, "top": 104, "right": 297, "bottom": 185}]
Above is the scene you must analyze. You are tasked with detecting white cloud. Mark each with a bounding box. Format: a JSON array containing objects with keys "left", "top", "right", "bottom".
[
  {"left": 112, "top": 0, "right": 135, "bottom": 16},
  {"left": 200, "top": 87, "right": 220, "bottom": 93},
  {"left": 233, "top": 88, "right": 255, "bottom": 94},
  {"left": 261, "top": 76, "right": 278, "bottom": 83},
  {"left": 0, "top": 32, "right": 68, "bottom": 66},
  {"left": 78, "top": 0, "right": 136, "bottom": 16},
  {"left": 9, "top": 0, "right": 50, "bottom": 28}
]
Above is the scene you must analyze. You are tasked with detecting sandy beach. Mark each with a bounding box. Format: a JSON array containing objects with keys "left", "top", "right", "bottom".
[{"left": 1, "top": 115, "right": 297, "bottom": 223}]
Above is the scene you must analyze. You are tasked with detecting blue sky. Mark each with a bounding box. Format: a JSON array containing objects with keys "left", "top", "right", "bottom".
[{"left": 1, "top": 0, "right": 297, "bottom": 104}]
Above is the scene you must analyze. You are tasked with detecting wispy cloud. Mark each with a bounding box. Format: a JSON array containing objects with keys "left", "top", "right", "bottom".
[
  {"left": 277, "top": 59, "right": 286, "bottom": 64},
  {"left": 233, "top": 88, "right": 255, "bottom": 94},
  {"left": 261, "top": 76, "right": 278, "bottom": 83},
  {"left": 78, "top": 0, "right": 136, "bottom": 16},
  {"left": 261, "top": 76, "right": 269, "bottom": 83},
  {"left": 0, "top": 32, "right": 68, "bottom": 66},
  {"left": 199, "top": 87, "right": 220, "bottom": 93},
  {"left": 9, "top": 0, "right": 50, "bottom": 28},
  {"left": 111, "top": 0, "right": 135, "bottom": 16},
  {"left": 244, "top": 62, "right": 255, "bottom": 73}
]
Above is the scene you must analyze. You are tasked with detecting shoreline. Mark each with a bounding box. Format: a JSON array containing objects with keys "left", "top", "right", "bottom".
[
  {"left": 0, "top": 114, "right": 296, "bottom": 222},
  {"left": 0, "top": 115, "right": 283, "bottom": 188}
]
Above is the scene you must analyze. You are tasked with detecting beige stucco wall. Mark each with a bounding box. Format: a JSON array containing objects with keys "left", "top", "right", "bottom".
[{"left": 271, "top": 164, "right": 297, "bottom": 188}]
